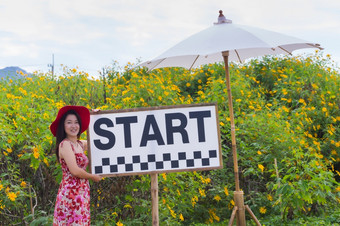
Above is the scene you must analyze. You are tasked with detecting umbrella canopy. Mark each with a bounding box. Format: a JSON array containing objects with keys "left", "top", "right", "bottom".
[{"left": 139, "top": 22, "right": 322, "bottom": 70}]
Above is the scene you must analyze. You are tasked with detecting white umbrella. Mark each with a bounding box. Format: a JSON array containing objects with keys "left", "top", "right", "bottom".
[
  {"left": 139, "top": 21, "right": 321, "bottom": 70},
  {"left": 138, "top": 11, "right": 322, "bottom": 226}
]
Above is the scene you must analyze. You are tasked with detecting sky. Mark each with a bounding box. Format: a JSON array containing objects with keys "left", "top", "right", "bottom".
[{"left": 1, "top": 0, "right": 340, "bottom": 77}]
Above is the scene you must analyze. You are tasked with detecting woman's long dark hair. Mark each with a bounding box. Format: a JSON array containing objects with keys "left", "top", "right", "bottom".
[{"left": 55, "top": 110, "right": 82, "bottom": 162}]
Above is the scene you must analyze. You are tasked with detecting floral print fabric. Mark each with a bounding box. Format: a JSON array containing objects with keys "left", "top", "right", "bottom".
[{"left": 53, "top": 140, "right": 90, "bottom": 225}]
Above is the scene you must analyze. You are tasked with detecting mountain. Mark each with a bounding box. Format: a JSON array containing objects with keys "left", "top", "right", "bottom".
[{"left": 0, "top": 66, "right": 28, "bottom": 79}]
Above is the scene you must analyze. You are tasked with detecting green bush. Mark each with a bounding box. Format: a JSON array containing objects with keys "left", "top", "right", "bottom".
[{"left": 0, "top": 52, "right": 339, "bottom": 225}]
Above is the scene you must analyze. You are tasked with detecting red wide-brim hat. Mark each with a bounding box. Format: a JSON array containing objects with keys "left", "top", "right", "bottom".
[{"left": 50, "top": 105, "right": 90, "bottom": 137}]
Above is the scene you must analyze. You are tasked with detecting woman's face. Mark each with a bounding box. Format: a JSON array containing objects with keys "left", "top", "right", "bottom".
[{"left": 64, "top": 114, "right": 80, "bottom": 137}]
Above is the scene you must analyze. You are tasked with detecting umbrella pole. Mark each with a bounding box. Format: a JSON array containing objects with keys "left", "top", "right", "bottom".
[
  {"left": 222, "top": 51, "right": 241, "bottom": 192},
  {"left": 222, "top": 51, "right": 246, "bottom": 226},
  {"left": 222, "top": 51, "right": 261, "bottom": 226}
]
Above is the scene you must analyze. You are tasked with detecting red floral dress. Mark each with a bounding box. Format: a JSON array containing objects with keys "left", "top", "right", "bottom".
[{"left": 53, "top": 140, "right": 91, "bottom": 225}]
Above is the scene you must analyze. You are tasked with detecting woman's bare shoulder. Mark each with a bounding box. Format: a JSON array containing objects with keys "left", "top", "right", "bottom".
[
  {"left": 59, "top": 140, "right": 74, "bottom": 158},
  {"left": 59, "top": 139, "right": 71, "bottom": 150},
  {"left": 79, "top": 140, "right": 87, "bottom": 150}
]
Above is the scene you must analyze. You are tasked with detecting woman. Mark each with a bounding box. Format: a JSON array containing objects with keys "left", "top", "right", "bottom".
[{"left": 50, "top": 105, "right": 101, "bottom": 225}]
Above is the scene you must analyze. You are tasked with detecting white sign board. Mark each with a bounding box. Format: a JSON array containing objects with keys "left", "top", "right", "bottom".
[{"left": 87, "top": 103, "right": 222, "bottom": 177}]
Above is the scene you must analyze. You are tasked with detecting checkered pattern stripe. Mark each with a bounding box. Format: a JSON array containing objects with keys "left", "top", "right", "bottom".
[{"left": 94, "top": 150, "right": 218, "bottom": 174}]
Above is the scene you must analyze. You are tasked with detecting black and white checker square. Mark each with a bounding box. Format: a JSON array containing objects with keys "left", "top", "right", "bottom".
[{"left": 94, "top": 149, "right": 218, "bottom": 174}]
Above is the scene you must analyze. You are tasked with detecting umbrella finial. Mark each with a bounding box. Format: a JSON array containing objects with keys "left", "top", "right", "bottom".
[{"left": 214, "top": 10, "right": 232, "bottom": 25}]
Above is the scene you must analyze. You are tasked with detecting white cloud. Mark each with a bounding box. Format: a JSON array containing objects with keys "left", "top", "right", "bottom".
[
  {"left": 0, "top": 36, "right": 40, "bottom": 58},
  {"left": 0, "top": 0, "right": 339, "bottom": 74}
]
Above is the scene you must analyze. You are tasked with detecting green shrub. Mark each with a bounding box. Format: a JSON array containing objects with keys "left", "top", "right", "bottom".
[{"left": 0, "top": 52, "right": 339, "bottom": 225}]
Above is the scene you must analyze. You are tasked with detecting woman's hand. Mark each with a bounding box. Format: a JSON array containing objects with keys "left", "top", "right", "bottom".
[{"left": 91, "top": 174, "right": 102, "bottom": 182}]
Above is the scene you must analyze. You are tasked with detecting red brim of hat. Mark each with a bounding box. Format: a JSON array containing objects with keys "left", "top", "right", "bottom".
[{"left": 50, "top": 105, "right": 90, "bottom": 137}]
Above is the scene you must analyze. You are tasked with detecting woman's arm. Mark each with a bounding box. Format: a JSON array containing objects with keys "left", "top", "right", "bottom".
[{"left": 59, "top": 142, "right": 101, "bottom": 182}]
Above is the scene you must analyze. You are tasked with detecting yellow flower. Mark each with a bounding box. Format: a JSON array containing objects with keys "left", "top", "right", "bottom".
[
  {"left": 116, "top": 221, "right": 124, "bottom": 226},
  {"left": 199, "top": 188, "right": 206, "bottom": 197},
  {"left": 13, "top": 119, "right": 18, "bottom": 128},
  {"left": 209, "top": 208, "right": 220, "bottom": 222},
  {"left": 147, "top": 89, "right": 154, "bottom": 94},
  {"left": 228, "top": 200, "right": 235, "bottom": 210},
  {"left": 267, "top": 194, "right": 273, "bottom": 201},
  {"left": 6, "top": 148, "right": 12, "bottom": 153},
  {"left": 0, "top": 184, "right": 3, "bottom": 191},
  {"left": 258, "top": 164, "right": 264, "bottom": 173},
  {"left": 186, "top": 82, "right": 191, "bottom": 87},
  {"left": 257, "top": 151, "right": 262, "bottom": 155},
  {"left": 335, "top": 186, "right": 340, "bottom": 192},
  {"left": 123, "top": 204, "right": 132, "bottom": 209},
  {"left": 131, "top": 72, "right": 138, "bottom": 78},
  {"left": 7, "top": 192, "right": 17, "bottom": 201},
  {"left": 43, "top": 113, "right": 49, "bottom": 119},
  {"left": 0, "top": 201, "right": 4, "bottom": 210},
  {"left": 167, "top": 204, "right": 177, "bottom": 218},
  {"left": 43, "top": 158, "right": 49, "bottom": 166},
  {"left": 224, "top": 186, "right": 229, "bottom": 196},
  {"left": 214, "top": 195, "right": 221, "bottom": 202},
  {"left": 322, "top": 107, "right": 327, "bottom": 112},
  {"left": 20, "top": 181, "right": 27, "bottom": 188},
  {"left": 33, "top": 151, "right": 40, "bottom": 159},
  {"left": 179, "top": 213, "right": 184, "bottom": 221},
  {"left": 191, "top": 196, "right": 198, "bottom": 207},
  {"left": 260, "top": 206, "right": 267, "bottom": 214}
]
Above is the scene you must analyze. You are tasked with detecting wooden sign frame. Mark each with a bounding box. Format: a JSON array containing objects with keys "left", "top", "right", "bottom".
[{"left": 87, "top": 103, "right": 222, "bottom": 177}]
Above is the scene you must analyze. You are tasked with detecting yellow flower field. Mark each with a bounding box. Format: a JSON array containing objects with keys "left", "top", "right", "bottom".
[{"left": 0, "top": 53, "right": 339, "bottom": 225}]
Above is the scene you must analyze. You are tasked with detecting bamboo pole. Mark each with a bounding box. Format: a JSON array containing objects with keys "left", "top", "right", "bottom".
[
  {"left": 222, "top": 51, "right": 246, "bottom": 226},
  {"left": 151, "top": 173, "right": 159, "bottom": 226},
  {"left": 228, "top": 206, "right": 238, "bottom": 226},
  {"left": 245, "top": 205, "right": 261, "bottom": 226},
  {"left": 222, "top": 51, "right": 240, "bottom": 192},
  {"left": 234, "top": 191, "right": 246, "bottom": 226}
]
